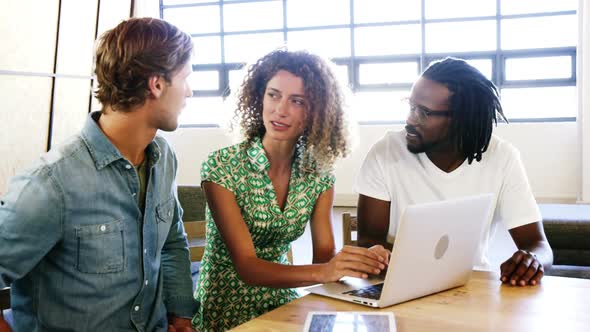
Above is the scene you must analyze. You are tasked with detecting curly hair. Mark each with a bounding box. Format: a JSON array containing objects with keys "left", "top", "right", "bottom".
[
  {"left": 235, "top": 49, "right": 350, "bottom": 174},
  {"left": 422, "top": 57, "right": 508, "bottom": 164},
  {"left": 94, "top": 17, "right": 193, "bottom": 112}
]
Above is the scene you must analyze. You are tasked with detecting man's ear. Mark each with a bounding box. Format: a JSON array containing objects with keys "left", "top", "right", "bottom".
[{"left": 147, "top": 75, "right": 166, "bottom": 98}]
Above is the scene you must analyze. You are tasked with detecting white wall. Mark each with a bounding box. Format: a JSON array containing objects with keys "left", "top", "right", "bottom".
[
  {"left": 0, "top": 0, "right": 132, "bottom": 193},
  {"left": 0, "top": 0, "right": 584, "bottom": 205},
  {"left": 162, "top": 120, "right": 579, "bottom": 206},
  {"left": 579, "top": 0, "right": 590, "bottom": 202}
]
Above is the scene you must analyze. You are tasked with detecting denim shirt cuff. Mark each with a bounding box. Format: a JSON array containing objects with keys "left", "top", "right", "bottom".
[{"left": 166, "top": 296, "right": 199, "bottom": 318}]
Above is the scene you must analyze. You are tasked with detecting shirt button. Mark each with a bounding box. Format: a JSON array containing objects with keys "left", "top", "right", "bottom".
[
  {"left": 132, "top": 193, "right": 137, "bottom": 197},
  {"left": 134, "top": 306, "right": 140, "bottom": 311},
  {"left": 145, "top": 280, "right": 149, "bottom": 286},
  {"left": 168, "top": 211, "right": 171, "bottom": 217},
  {"left": 99, "top": 225, "right": 106, "bottom": 232},
  {"left": 144, "top": 249, "right": 147, "bottom": 254},
  {"left": 125, "top": 164, "right": 132, "bottom": 170}
]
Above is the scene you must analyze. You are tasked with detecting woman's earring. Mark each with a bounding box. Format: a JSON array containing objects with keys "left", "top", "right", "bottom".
[
  {"left": 296, "top": 135, "right": 306, "bottom": 157},
  {"left": 296, "top": 133, "right": 310, "bottom": 171}
]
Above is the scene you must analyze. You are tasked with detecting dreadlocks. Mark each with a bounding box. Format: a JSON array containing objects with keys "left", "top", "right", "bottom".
[{"left": 422, "top": 57, "right": 508, "bottom": 164}]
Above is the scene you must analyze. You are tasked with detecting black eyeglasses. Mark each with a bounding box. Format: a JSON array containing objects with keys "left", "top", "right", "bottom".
[{"left": 403, "top": 98, "right": 452, "bottom": 124}]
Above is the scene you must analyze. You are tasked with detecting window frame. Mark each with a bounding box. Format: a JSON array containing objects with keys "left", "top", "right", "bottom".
[{"left": 160, "top": 0, "right": 577, "bottom": 126}]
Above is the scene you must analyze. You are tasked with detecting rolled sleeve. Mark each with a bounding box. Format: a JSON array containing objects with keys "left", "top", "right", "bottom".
[{"left": 161, "top": 181, "right": 199, "bottom": 318}]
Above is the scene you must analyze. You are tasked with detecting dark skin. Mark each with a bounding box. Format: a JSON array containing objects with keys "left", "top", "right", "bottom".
[{"left": 358, "top": 77, "right": 553, "bottom": 287}]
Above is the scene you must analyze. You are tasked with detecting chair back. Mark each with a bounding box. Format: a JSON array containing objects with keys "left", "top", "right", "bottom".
[
  {"left": 178, "top": 185, "right": 207, "bottom": 221},
  {"left": 184, "top": 220, "right": 206, "bottom": 262},
  {"left": 177, "top": 185, "right": 207, "bottom": 262},
  {"left": 342, "top": 213, "right": 358, "bottom": 247},
  {"left": 0, "top": 287, "right": 9, "bottom": 317},
  {"left": 177, "top": 185, "right": 294, "bottom": 264}
]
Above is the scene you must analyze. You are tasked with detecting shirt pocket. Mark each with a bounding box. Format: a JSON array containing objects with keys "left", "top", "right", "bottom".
[
  {"left": 75, "top": 219, "right": 125, "bottom": 274},
  {"left": 156, "top": 197, "right": 175, "bottom": 249}
]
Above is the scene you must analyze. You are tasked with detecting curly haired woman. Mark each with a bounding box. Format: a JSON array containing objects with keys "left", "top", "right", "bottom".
[{"left": 192, "top": 50, "right": 390, "bottom": 331}]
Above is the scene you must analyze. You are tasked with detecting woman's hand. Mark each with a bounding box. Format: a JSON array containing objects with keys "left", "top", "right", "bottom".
[
  {"left": 318, "top": 245, "right": 387, "bottom": 282},
  {"left": 368, "top": 245, "right": 391, "bottom": 265}
]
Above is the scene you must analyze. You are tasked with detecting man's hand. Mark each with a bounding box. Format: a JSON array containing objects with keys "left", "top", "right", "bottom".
[
  {"left": 168, "top": 316, "right": 195, "bottom": 332},
  {"left": 500, "top": 249, "right": 544, "bottom": 286}
]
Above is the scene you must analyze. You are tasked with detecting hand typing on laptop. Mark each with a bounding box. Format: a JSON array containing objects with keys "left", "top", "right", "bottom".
[
  {"left": 317, "top": 245, "right": 389, "bottom": 282},
  {"left": 307, "top": 195, "right": 495, "bottom": 308},
  {"left": 368, "top": 245, "right": 391, "bottom": 265}
]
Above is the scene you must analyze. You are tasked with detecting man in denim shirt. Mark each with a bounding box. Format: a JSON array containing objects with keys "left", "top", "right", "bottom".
[{"left": 0, "top": 18, "right": 198, "bottom": 331}]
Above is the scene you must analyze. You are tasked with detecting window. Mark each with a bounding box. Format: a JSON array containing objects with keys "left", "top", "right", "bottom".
[{"left": 161, "top": 0, "right": 577, "bottom": 126}]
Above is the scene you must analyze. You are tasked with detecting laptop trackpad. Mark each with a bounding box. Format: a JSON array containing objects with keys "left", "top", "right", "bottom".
[
  {"left": 312, "top": 276, "right": 382, "bottom": 294},
  {"left": 343, "top": 283, "right": 384, "bottom": 300}
]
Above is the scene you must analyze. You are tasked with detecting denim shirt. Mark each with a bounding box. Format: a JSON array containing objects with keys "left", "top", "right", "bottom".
[{"left": 0, "top": 112, "right": 197, "bottom": 331}]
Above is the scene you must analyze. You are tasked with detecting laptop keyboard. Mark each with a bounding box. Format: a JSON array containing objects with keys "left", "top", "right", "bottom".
[{"left": 342, "top": 283, "right": 384, "bottom": 300}]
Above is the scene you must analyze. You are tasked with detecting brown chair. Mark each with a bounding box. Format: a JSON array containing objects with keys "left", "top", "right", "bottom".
[
  {"left": 184, "top": 220, "right": 206, "bottom": 262},
  {"left": 0, "top": 287, "right": 8, "bottom": 312},
  {"left": 177, "top": 185, "right": 207, "bottom": 263},
  {"left": 342, "top": 213, "right": 358, "bottom": 247},
  {"left": 177, "top": 185, "right": 207, "bottom": 286},
  {"left": 178, "top": 185, "right": 207, "bottom": 221}
]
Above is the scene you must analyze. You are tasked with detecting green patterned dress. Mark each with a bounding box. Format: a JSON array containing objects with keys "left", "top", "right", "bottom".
[{"left": 192, "top": 137, "right": 334, "bottom": 331}]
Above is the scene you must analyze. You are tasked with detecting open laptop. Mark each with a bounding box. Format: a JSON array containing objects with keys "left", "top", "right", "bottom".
[{"left": 306, "top": 194, "right": 494, "bottom": 308}]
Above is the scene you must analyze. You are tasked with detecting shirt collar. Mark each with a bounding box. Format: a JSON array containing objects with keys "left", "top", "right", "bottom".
[
  {"left": 81, "top": 111, "right": 161, "bottom": 170},
  {"left": 246, "top": 136, "right": 271, "bottom": 172},
  {"left": 246, "top": 136, "right": 301, "bottom": 176}
]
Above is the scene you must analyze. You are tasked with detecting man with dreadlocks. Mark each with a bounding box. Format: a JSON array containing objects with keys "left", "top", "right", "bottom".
[{"left": 355, "top": 57, "right": 553, "bottom": 287}]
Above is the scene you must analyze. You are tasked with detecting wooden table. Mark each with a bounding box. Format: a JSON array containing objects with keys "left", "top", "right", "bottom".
[{"left": 231, "top": 271, "right": 590, "bottom": 331}]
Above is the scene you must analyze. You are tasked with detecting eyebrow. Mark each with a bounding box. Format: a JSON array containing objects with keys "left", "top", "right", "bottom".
[
  {"left": 416, "top": 103, "right": 436, "bottom": 113},
  {"left": 266, "top": 87, "right": 306, "bottom": 99},
  {"left": 409, "top": 98, "right": 434, "bottom": 112},
  {"left": 410, "top": 98, "right": 448, "bottom": 113}
]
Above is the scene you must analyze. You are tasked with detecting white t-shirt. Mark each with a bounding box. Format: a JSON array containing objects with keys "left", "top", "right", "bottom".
[{"left": 355, "top": 130, "right": 541, "bottom": 270}]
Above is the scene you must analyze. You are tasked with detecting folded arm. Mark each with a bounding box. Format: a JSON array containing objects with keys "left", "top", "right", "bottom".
[
  {"left": 357, "top": 194, "right": 392, "bottom": 251},
  {"left": 501, "top": 221, "right": 553, "bottom": 286}
]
